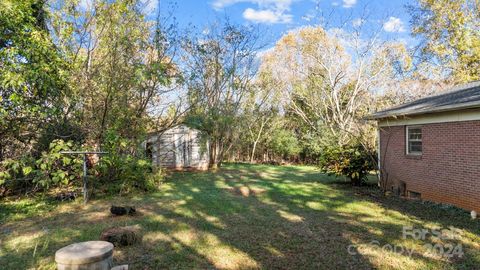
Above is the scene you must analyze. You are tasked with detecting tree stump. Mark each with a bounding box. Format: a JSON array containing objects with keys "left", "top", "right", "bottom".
[
  {"left": 55, "top": 241, "right": 113, "bottom": 270},
  {"left": 100, "top": 225, "right": 141, "bottom": 247},
  {"left": 110, "top": 205, "right": 136, "bottom": 216},
  {"left": 55, "top": 192, "right": 77, "bottom": 201}
]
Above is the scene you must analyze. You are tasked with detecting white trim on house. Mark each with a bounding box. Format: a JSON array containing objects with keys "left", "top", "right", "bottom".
[
  {"left": 377, "top": 128, "right": 381, "bottom": 184},
  {"left": 378, "top": 109, "right": 480, "bottom": 127}
]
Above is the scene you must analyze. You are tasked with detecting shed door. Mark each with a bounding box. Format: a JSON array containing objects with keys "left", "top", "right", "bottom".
[{"left": 182, "top": 136, "right": 192, "bottom": 167}]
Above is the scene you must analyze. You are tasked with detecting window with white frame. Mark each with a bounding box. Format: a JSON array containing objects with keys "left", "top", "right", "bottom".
[{"left": 406, "top": 126, "right": 422, "bottom": 155}]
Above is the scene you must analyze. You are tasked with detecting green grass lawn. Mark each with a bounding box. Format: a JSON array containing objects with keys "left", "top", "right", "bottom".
[{"left": 1, "top": 164, "right": 479, "bottom": 269}]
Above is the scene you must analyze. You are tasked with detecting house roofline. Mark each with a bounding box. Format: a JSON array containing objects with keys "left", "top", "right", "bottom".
[
  {"left": 367, "top": 102, "right": 480, "bottom": 120},
  {"left": 367, "top": 80, "right": 480, "bottom": 120}
]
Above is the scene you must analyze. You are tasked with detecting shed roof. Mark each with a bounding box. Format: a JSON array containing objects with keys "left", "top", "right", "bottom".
[
  {"left": 369, "top": 80, "right": 480, "bottom": 119},
  {"left": 147, "top": 124, "right": 199, "bottom": 138}
]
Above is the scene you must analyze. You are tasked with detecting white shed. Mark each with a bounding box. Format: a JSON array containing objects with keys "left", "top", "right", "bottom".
[{"left": 145, "top": 125, "right": 209, "bottom": 170}]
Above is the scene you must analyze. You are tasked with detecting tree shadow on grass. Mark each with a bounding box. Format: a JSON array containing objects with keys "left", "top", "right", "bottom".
[
  {"left": 1, "top": 163, "right": 479, "bottom": 269},
  {"left": 158, "top": 164, "right": 479, "bottom": 269},
  {"left": 355, "top": 187, "right": 480, "bottom": 268},
  {"left": 0, "top": 201, "right": 218, "bottom": 269},
  {"left": 137, "top": 173, "right": 373, "bottom": 269}
]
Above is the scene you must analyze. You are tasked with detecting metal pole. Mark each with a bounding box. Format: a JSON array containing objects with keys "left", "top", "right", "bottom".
[
  {"left": 83, "top": 154, "right": 88, "bottom": 204},
  {"left": 59, "top": 151, "right": 107, "bottom": 205}
]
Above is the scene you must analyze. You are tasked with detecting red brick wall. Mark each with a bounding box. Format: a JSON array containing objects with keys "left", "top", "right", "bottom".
[{"left": 380, "top": 120, "right": 480, "bottom": 212}]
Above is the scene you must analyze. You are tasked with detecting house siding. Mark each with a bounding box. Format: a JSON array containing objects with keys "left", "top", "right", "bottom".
[{"left": 380, "top": 120, "right": 480, "bottom": 212}]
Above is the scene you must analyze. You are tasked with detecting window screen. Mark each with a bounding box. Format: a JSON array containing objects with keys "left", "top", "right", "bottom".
[{"left": 407, "top": 126, "right": 422, "bottom": 154}]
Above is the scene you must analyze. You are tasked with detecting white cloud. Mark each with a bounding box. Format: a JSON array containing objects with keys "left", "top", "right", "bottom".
[
  {"left": 302, "top": 8, "right": 317, "bottom": 22},
  {"left": 212, "top": 0, "right": 295, "bottom": 24},
  {"left": 212, "top": 0, "right": 293, "bottom": 10},
  {"left": 302, "top": 13, "right": 314, "bottom": 21},
  {"left": 342, "top": 0, "right": 357, "bottom": 8},
  {"left": 243, "top": 8, "right": 292, "bottom": 23},
  {"left": 212, "top": 0, "right": 240, "bottom": 10},
  {"left": 142, "top": 0, "right": 158, "bottom": 12},
  {"left": 352, "top": 18, "right": 364, "bottom": 27},
  {"left": 383, "top": 17, "right": 406, "bottom": 33}
]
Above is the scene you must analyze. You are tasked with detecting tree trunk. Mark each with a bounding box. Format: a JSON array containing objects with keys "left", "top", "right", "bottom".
[
  {"left": 249, "top": 119, "right": 266, "bottom": 163},
  {"left": 209, "top": 140, "right": 222, "bottom": 169},
  {"left": 209, "top": 141, "right": 217, "bottom": 169},
  {"left": 250, "top": 141, "right": 258, "bottom": 163}
]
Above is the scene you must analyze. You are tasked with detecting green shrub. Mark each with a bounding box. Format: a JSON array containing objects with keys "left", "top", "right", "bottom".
[
  {"left": 95, "top": 155, "right": 159, "bottom": 194},
  {"left": 319, "top": 142, "right": 376, "bottom": 185},
  {"left": 269, "top": 129, "right": 301, "bottom": 159},
  {"left": 0, "top": 156, "right": 36, "bottom": 194},
  {"left": 35, "top": 140, "right": 83, "bottom": 188},
  {"left": 94, "top": 130, "right": 163, "bottom": 195},
  {"left": 0, "top": 133, "right": 163, "bottom": 196},
  {"left": 0, "top": 140, "right": 82, "bottom": 195}
]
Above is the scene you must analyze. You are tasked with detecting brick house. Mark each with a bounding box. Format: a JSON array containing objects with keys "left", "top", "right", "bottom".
[{"left": 370, "top": 81, "right": 480, "bottom": 213}]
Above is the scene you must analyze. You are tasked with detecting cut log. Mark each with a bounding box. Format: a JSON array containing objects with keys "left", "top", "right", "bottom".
[
  {"left": 110, "top": 206, "right": 136, "bottom": 216},
  {"left": 100, "top": 225, "right": 141, "bottom": 247},
  {"left": 55, "top": 192, "right": 77, "bottom": 201}
]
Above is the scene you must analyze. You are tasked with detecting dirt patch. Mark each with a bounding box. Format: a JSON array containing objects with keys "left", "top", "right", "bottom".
[{"left": 226, "top": 186, "right": 266, "bottom": 197}]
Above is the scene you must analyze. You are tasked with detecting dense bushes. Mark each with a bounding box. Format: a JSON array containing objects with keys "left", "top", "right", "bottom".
[
  {"left": 95, "top": 156, "right": 162, "bottom": 194},
  {"left": 0, "top": 140, "right": 83, "bottom": 195},
  {"left": 34, "top": 140, "right": 83, "bottom": 188},
  {"left": 93, "top": 131, "right": 162, "bottom": 194},
  {"left": 269, "top": 129, "right": 301, "bottom": 161},
  {"left": 318, "top": 142, "right": 376, "bottom": 185},
  {"left": 1, "top": 0, "right": 169, "bottom": 198},
  {"left": 0, "top": 135, "right": 163, "bottom": 197}
]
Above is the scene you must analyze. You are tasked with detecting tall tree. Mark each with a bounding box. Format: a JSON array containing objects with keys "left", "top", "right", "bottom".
[
  {"left": 182, "top": 21, "right": 260, "bottom": 168},
  {"left": 50, "top": 0, "right": 177, "bottom": 148},
  {"left": 241, "top": 60, "right": 282, "bottom": 163},
  {"left": 262, "top": 26, "right": 410, "bottom": 146},
  {"left": 0, "top": 0, "right": 67, "bottom": 161},
  {"left": 409, "top": 0, "right": 480, "bottom": 82}
]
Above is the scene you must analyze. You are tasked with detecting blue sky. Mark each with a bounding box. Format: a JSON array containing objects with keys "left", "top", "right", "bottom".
[{"left": 153, "top": 0, "right": 417, "bottom": 46}]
